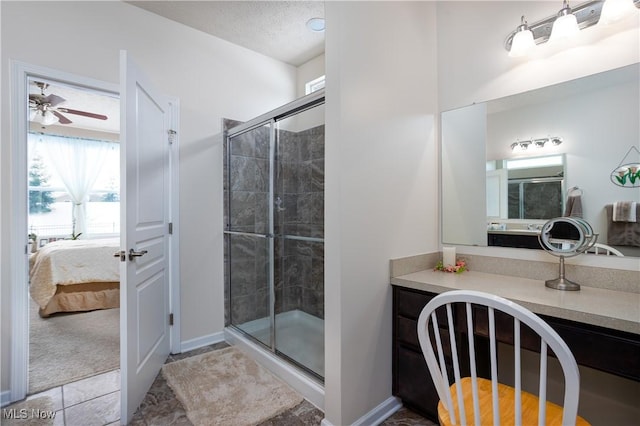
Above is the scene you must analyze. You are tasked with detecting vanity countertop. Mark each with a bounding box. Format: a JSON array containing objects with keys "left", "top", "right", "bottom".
[
  {"left": 391, "top": 269, "right": 640, "bottom": 335},
  {"left": 487, "top": 229, "right": 541, "bottom": 236}
]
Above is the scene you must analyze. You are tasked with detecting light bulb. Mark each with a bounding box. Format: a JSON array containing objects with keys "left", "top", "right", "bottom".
[
  {"left": 29, "top": 109, "right": 37, "bottom": 121},
  {"left": 549, "top": 1, "right": 580, "bottom": 42},
  {"left": 41, "top": 110, "right": 59, "bottom": 126},
  {"left": 600, "top": 0, "right": 637, "bottom": 25},
  {"left": 509, "top": 16, "right": 536, "bottom": 58}
]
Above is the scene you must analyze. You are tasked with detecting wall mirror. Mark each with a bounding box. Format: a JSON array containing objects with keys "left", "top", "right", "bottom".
[{"left": 441, "top": 63, "right": 640, "bottom": 258}]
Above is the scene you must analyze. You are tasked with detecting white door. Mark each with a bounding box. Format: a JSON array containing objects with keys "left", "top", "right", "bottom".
[{"left": 119, "top": 51, "right": 172, "bottom": 424}]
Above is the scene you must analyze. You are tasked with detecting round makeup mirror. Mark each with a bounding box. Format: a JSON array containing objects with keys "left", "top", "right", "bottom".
[{"left": 538, "top": 217, "right": 598, "bottom": 291}]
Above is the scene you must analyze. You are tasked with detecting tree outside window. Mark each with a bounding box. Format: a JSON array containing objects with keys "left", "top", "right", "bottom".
[{"left": 29, "top": 154, "right": 54, "bottom": 213}]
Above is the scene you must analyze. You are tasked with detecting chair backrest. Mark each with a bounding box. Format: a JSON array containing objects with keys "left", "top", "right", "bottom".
[
  {"left": 417, "top": 290, "right": 580, "bottom": 426},
  {"left": 585, "top": 242, "right": 624, "bottom": 256}
]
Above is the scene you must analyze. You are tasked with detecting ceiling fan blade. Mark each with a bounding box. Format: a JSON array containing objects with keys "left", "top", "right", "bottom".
[
  {"left": 43, "top": 94, "right": 66, "bottom": 107},
  {"left": 52, "top": 110, "right": 73, "bottom": 125},
  {"left": 57, "top": 108, "right": 108, "bottom": 120}
]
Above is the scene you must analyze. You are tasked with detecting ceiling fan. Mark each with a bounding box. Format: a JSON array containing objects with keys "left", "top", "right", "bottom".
[{"left": 29, "top": 81, "right": 108, "bottom": 126}]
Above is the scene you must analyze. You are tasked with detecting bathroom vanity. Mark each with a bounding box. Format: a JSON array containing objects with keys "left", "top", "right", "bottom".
[{"left": 390, "top": 269, "right": 640, "bottom": 421}]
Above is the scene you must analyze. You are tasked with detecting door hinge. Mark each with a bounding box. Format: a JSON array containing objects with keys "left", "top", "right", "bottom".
[
  {"left": 169, "top": 313, "right": 174, "bottom": 326},
  {"left": 168, "top": 222, "right": 173, "bottom": 235},
  {"left": 168, "top": 129, "right": 177, "bottom": 145}
]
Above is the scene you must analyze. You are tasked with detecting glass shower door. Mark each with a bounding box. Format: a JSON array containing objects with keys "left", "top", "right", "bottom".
[
  {"left": 274, "top": 105, "right": 325, "bottom": 379},
  {"left": 225, "top": 92, "right": 325, "bottom": 381},
  {"left": 226, "top": 123, "right": 274, "bottom": 347}
]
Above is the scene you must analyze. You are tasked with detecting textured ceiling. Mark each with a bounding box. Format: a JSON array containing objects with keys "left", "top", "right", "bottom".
[{"left": 127, "top": 1, "right": 326, "bottom": 66}]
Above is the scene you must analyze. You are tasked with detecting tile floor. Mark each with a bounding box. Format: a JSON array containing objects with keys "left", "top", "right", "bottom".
[{"left": 18, "top": 342, "right": 437, "bottom": 425}]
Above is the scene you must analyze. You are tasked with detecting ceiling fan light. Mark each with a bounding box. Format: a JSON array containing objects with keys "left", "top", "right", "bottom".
[
  {"left": 41, "top": 110, "right": 59, "bottom": 126},
  {"left": 599, "top": 0, "right": 637, "bottom": 25},
  {"left": 29, "top": 109, "right": 38, "bottom": 121}
]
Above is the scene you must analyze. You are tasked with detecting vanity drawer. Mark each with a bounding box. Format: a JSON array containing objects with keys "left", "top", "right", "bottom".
[
  {"left": 397, "top": 315, "right": 453, "bottom": 358},
  {"left": 395, "top": 345, "right": 440, "bottom": 420},
  {"left": 545, "top": 317, "right": 640, "bottom": 381},
  {"left": 395, "top": 287, "right": 434, "bottom": 319}
]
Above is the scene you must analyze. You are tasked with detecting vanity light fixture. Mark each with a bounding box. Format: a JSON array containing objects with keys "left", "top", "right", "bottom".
[
  {"left": 511, "top": 137, "right": 562, "bottom": 151},
  {"left": 549, "top": 0, "right": 581, "bottom": 42},
  {"left": 509, "top": 16, "right": 536, "bottom": 57},
  {"left": 505, "top": 0, "right": 640, "bottom": 55},
  {"left": 600, "top": 0, "right": 638, "bottom": 24}
]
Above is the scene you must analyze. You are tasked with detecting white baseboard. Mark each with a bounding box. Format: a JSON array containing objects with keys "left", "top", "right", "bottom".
[
  {"left": 179, "top": 331, "right": 225, "bottom": 353},
  {"left": 322, "top": 397, "right": 402, "bottom": 426}
]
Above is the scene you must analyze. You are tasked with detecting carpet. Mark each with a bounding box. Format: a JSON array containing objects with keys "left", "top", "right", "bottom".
[
  {"left": 29, "top": 297, "right": 119, "bottom": 394},
  {"left": 1, "top": 396, "right": 55, "bottom": 426},
  {"left": 162, "top": 346, "right": 304, "bottom": 426}
]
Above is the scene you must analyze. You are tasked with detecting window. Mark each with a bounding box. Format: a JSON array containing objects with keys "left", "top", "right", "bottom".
[
  {"left": 305, "top": 75, "right": 325, "bottom": 95},
  {"left": 28, "top": 133, "right": 120, "bottom": 239}
]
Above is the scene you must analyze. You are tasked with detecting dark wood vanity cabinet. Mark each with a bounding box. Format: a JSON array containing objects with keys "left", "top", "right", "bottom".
[{"left": 392, "top": 285, "right": 640, "bottom": 422}]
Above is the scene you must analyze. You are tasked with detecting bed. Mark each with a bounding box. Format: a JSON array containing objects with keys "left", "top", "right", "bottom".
[{"left": 29, "top": 238, "right": 120, "bottom": 317}]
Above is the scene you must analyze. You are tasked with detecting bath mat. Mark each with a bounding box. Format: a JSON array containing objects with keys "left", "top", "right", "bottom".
[
  {"left": 162, "top": 346, "right": 304, "bottom": 426},
  {"left": 1, "top": 395, "right": 55, "bottom": 426}
]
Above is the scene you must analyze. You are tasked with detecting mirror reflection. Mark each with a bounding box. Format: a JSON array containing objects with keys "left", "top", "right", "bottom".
[{"left": 442, "top": 63, "right": 640, "bottom": 257}]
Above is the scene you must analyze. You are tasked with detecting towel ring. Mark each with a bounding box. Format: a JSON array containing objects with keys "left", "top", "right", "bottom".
[{"left": 567, "top": 186, "right": 583, "bottom": 196}]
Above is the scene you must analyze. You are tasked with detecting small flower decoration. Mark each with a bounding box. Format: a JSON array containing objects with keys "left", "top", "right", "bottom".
[{"left": 434, "top": 259, "right": 467, "bottom": 274}]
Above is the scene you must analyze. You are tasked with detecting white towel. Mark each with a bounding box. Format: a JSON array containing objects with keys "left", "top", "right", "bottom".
[{"left": 612, "top": 201, "right": 637, "bottom": 222}]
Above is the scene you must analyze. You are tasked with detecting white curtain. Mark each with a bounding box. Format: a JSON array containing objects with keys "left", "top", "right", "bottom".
[{"left": 43, "top": 134, "right": 109, "bottom": 238}]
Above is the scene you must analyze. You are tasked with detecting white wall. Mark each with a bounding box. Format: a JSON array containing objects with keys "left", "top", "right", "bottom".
[
  {"left": 1, "top": 1, "right": 296, "bottom": 392},
  {"left": 324, "top": 2, "right": 439, "bottom": 424},
  {"left": 297, "top": 53, "right": 325, "bottom": 98},
  {"left": 437, "top": 1, "right": 640, "bottom": 111}
]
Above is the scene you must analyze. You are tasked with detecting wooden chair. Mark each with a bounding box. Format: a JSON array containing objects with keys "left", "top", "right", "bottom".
[
  {"left": 585, "top": 242, "right": 624, "bottom": 257},
  {"left": 417, "top": 290, "right": 590, "bottom": 426}
]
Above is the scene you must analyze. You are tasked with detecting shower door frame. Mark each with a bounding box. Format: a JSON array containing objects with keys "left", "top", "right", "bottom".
[{"left": 224, "top": 90, "right": 325, "bottom": 377}]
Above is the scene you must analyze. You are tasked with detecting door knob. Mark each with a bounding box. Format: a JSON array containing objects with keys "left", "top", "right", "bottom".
[
  {"left": 128, "top": 248, "right": 148, "bottom": 261},
  {"left": 113, "top": 250, "right": 126, "bottom": 261}
]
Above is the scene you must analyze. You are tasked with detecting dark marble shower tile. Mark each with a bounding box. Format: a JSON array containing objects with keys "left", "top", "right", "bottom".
[
  {"left": 254, "top": 192, "right": 269, "bottom": 234},
  {"left": 255, "top": 158, "right": 269, "bottom": 192},
  {"left": 303, "top": 288, "right": 324, "bottom": 319},
  {"left": 281, "top": 161, "right": 300, "bottom": 194},
  {"left": 278, "top": 129, "right": 300, "bottom": 163},
  {"left": 298, "top": 125, "right": 324, "bottom": 161},
  {"left": 229, "top": 192, "right": 256, "bottom": 229},
  {"left": 311, "top": 192, "right": 324, "bottom": 225},
  {"left": 229, "top": 234, "right": 257, "bottom": 258},
  {"left": 283, "top": 285, "right": 303, "bottom": 311},
  {"left": 299, "top": 160, "right": 313, "bottom": 193},
  {"left": 297, "top": 193, "right": 315, "bottom": 225},
  {"left": 311, "top": 159, "right": 324, "bottom": 192},
  {"left": 230, "top": 131, "right": 256, "bottom": 157},
  {"left": 229, "top": 259, "right": 256, "bottom": 297},
  {"left": 230, "top": 294, "right": 258, "bottom": 324},
  {"left": 283, "top": 194, "right": 299, "bottom": 223},
  {"left": 230, "top": 155, "right": 258, "bottom": 191},
  {"left": 222, "top": 118, "right": 243, "bottom": 131},
  {"left": 284, "top": 255, "right": 311, "bottom": 288},
  {"left": 254, "top": 126, "right": 270, "bottom": 159}
]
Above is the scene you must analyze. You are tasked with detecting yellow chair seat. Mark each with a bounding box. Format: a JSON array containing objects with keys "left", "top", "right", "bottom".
[{"left": 438, "top": 377, "right": 591, "bottom": 426}]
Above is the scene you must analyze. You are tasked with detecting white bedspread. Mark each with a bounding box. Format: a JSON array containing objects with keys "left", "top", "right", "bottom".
[{"left": 30, "top": 238, "right": 120, "bottom": 309}]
